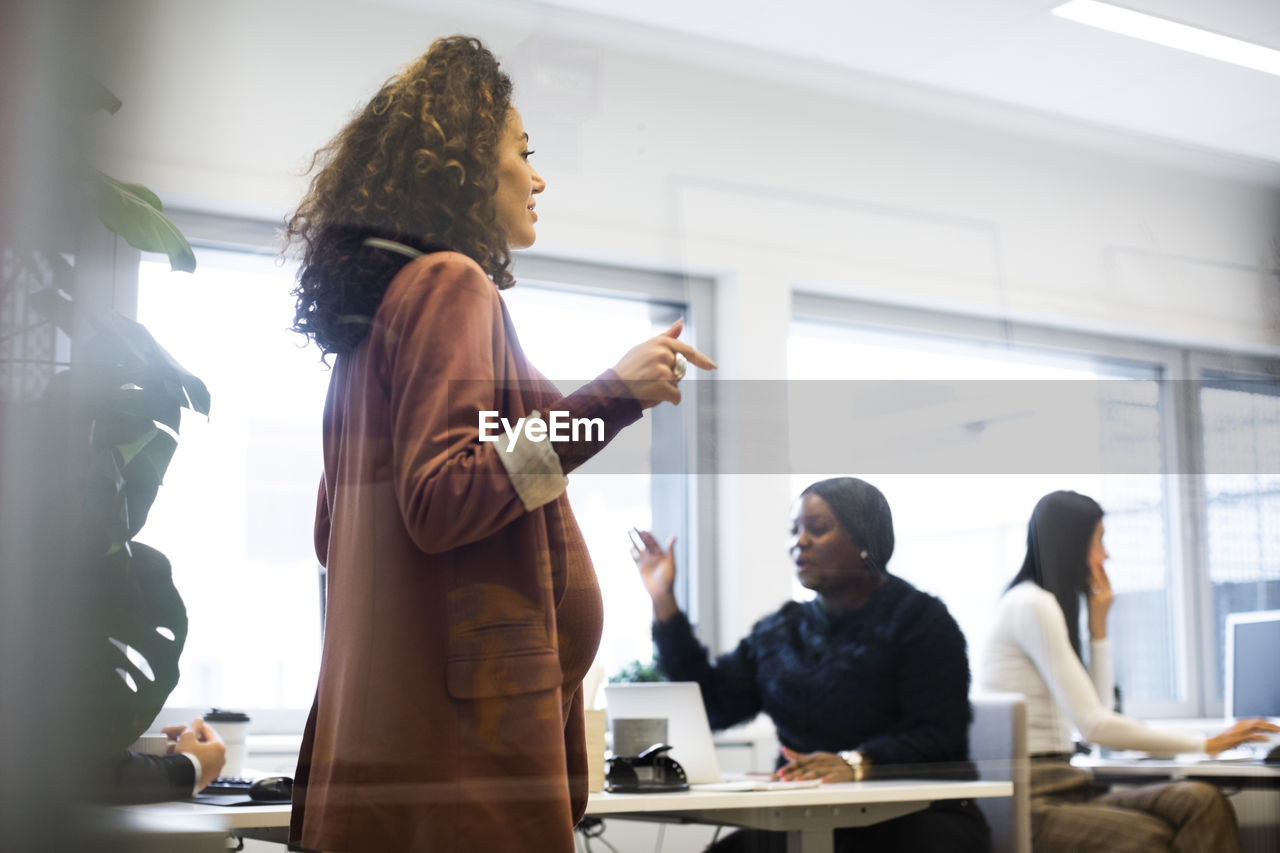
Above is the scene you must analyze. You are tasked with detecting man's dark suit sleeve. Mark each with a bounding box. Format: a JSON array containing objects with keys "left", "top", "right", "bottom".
[{"left": 106, "top": 750, "right": 196, "bottom": 803}]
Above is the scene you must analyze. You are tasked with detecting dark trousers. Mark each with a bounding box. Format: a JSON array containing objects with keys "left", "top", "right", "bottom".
[{"left": 705, "top": 798, "right": 990, "bottom": 853}]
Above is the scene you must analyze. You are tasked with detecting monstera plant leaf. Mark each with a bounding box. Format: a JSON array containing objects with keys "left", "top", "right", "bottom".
[
  {"left": 80, "top": 420, "right": 177, "bottom": 552},
  {"left": 27, "top": 285, "right": 208, "bottom": 754},
  {"left": 92, "top": 170, "right": 196, "bottom": 274},
  {"left": 112, "top": 426, "right": 178, "bottom": 542},
  {"left": 9, "top": 84, "right": 206, "bottom": 762},
  {"left": 87, "top": 315, "right": 210, "bottom": 418},
  {"left": 85, "top": 543, "right": 189, "bottom": 751},
  {"left": 30, "top": 289, "right": 210, "bottom": 419}
]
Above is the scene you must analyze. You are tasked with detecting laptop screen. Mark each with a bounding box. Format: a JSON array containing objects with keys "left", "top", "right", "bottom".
[{"left": 603, "top": 682, "right": 723, "bottom": 784}]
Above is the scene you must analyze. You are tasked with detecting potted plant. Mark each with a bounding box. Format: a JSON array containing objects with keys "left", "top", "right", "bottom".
[
  {"left": 7, "top": 80, "right": 207, "bottom": 764},
  {"left": 609, "top": 658, "right": 664, "bottom": 684}
]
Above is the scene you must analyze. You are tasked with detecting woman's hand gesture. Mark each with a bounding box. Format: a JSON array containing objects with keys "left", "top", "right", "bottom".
[
  {"left": 628, "top": 528, "right": 679, "bottom": 622},
  {"left": 612, "top": 318, "right": 716, "bottom": 409},
  {"left": 1086, "top": 561, "right": 1114, "bottom": 640}
]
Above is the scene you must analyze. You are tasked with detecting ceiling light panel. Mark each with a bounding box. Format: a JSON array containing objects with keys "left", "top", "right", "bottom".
[{"left": 1053, "top": 0, "right": 1280, "bottom": 76}]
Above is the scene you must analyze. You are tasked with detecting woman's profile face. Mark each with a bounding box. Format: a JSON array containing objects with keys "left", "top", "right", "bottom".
[
  {"left": 788, "top": 493, "right": 868, "bottom": 595},
  {"left": 494, "top": 107, "right": 545, "bottom": 250}
]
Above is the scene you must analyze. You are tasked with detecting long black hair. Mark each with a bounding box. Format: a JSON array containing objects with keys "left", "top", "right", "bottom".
[
  {"left": 801, "top": 477, "right": 895, "bottom": 577},
  {"left": 1007, "top": 490, "right": 1103, "bottom": 660}
]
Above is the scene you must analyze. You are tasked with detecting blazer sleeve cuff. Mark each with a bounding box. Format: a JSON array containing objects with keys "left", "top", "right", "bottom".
[{"left": 495, "top": 409, "right": 569, "bottom": 510}]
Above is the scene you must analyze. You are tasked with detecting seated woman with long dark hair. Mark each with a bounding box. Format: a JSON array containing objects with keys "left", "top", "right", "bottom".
[
  {"left": 979, "top": 490, "right": 1277, "bottom": 853},
  {"left": 630, "top": 476, "right": 989, "bottom": 853}
]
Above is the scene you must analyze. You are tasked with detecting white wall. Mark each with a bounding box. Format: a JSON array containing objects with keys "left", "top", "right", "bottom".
[{"left": 91, "top": 0, "right": 1280, "bottom": 644}]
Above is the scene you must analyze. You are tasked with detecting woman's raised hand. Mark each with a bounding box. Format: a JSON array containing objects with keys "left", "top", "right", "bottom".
[
  {"left": 611, "top": 318, "right": 716, "bottom": 409},
  {"left": 1205, "top": 718, "right": 1280, "bottom": 756},
  {"left": 628, "top": 528, "right": 679, "bottom": 622},
  {"left": 1086, "top": 561, "right": 1114, "bottom": 640}
]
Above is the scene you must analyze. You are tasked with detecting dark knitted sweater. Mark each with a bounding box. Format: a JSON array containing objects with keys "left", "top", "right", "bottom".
[{"left": 652, "top": 575, "right": 974, "bottom": 775}]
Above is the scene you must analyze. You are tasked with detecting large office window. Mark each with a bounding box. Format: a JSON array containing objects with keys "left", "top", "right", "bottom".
[
  {"left": 1197, "top": 369, "right": 1280, "bottom": 709},
  {"left": 134, "top": 215, "right": 710, "bottom": 727},
  {"left": 789, "top": 296, "right": 1280, "bottom": 718},
  {"left": 137, "top": 249, "right": 326, "bottom": 725}
]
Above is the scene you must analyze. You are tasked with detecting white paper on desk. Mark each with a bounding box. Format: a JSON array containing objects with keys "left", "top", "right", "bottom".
[
  {"left": 1183, "top": 751, "right": 1256, "bottom": 763},
  {"left": 691, "top": 778, "right": 824, "bottom": 792}
]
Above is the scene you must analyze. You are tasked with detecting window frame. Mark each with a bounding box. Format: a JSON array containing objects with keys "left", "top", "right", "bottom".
[
  {"left": 509, "top": 253, "right": 719, "bottom": 640},
  {"left": 792, "top": 291, "right": 1280, "bottom": 719},
  {"left": 1184, "top": 349, "right": 1280, "bottom": 718}
]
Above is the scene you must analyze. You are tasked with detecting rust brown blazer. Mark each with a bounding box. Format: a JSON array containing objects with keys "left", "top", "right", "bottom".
[{"left": 291, "top": 252, "right": 641, "bottom": 852}]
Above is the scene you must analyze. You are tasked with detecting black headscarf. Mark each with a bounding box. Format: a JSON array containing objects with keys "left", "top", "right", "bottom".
[
  {"left": 1007, "top": 490, "right": 1103, "bottom": 660},
  {"left": 802, "top": 477, "right": 895, "bottom": 577}
]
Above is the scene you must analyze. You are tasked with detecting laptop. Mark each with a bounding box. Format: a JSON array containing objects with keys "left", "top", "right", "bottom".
[{"left": 603, "top": 681, "right": 822, "bottom": 792}]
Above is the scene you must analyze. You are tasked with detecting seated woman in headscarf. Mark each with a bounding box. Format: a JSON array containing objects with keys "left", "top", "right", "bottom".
[
  {"left": 630, "top": 476, "right": 988, "bottom": 853},
  {"left": 979, "top": 490, "right": 1277, "bottom": 853}
]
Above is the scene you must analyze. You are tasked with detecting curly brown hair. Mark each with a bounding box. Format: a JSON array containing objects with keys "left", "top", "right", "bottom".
[{"left": 285, "top": 36, "right": 514, "bottom": 356}]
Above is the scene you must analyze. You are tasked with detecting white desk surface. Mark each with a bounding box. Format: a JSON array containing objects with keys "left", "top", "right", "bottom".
[
  {"left": 1078, "top": 756, "right": 1280, "bottom": 780},
  {"left": 112, "top": 800, "right": 291, "bottom": 832},
  {"left": 114, "top": 778, "right": 1010, "bottom": 830},
  {"left": 586, "top": 779, "right": 1010, "bottom": 814}
]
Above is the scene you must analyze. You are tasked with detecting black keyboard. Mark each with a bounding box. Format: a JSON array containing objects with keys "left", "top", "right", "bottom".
[{"left": 203, "top": 776, "right": 255, "bottom": 794}]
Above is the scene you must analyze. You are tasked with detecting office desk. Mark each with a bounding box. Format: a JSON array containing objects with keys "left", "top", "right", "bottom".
[
  {"left": 587, "top": 780, "right": 1011, "bottom": 853},
  {"left": 116, "top": 779, "right": 1011, "bottom": 853},
  {"left": 111, "top": 800, "right": 291, "bottom": 844},
  {"left": 1077, "top": 756, "right": 1280, "bottom": 788}
]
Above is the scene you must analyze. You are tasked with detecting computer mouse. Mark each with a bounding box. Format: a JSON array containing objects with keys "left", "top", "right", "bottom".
[
  {"left": 1265, "top": 745, "right": 1280, "bottom": 765},
  {"left": 248, "top": 775, "right": 294, "bottom": 802}
]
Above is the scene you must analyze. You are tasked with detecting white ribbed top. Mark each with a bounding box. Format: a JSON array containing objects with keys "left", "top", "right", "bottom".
[{"left": 979, "top": 582, "right": 1205, "bottom": 756}]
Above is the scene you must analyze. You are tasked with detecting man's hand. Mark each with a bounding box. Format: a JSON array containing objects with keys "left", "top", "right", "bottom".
[{"left": 164, "top": 717, "right": 227, "bottom": 791}]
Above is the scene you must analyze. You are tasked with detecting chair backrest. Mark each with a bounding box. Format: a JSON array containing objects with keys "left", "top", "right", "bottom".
[{"left": 969, "top": 692, "right": 1030, "bottom": 853}]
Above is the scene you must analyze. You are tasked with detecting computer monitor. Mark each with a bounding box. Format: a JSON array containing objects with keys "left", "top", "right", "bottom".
[{"left": 1225, "top": 609, "right": 1280, "bottom": 720}]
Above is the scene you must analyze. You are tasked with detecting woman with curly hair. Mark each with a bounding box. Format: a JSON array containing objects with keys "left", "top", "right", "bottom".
[{"left": 285, "top": 36, "right": 714, "bottom": 853}]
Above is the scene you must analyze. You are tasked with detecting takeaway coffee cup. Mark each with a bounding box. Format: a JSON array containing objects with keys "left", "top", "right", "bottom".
[{"left": 204, "top": 709, "right": 250, "bottom": 777}]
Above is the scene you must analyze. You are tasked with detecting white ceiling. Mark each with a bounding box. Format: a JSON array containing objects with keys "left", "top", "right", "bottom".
[{"left": 427, "top": 0, "right": 1280, "bottom": 169}]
